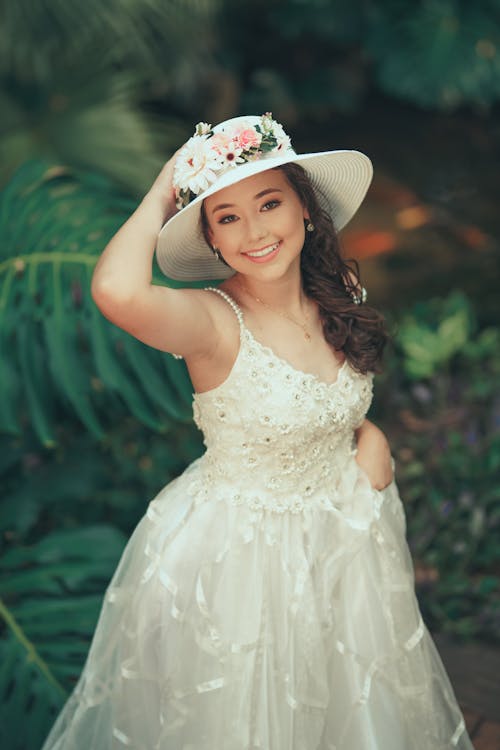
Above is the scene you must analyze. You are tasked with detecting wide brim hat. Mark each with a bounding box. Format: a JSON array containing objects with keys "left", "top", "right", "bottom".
[{"left": 155, "top": 114, "right": 373, "bottom": 281}]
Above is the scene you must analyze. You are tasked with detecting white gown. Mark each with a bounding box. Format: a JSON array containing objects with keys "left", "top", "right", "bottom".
[{"left": 41, "top": 286, "right": 474, "bottom": 749}]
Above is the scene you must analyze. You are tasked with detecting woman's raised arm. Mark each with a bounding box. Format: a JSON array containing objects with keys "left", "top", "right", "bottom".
[{"left": 90, "top": 152, "right": 220, "bottom": 361}]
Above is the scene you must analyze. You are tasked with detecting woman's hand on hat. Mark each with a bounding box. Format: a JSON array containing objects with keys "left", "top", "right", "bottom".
[
  {"left": 148, "top": 147, "right": 183, "bottom": 223},
  {"left": 354, "top": 419, "right": 394, "bottom": 491}
]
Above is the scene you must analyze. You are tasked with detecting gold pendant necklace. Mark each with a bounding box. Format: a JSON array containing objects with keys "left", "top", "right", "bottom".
[{"left": 235, "top": 277, "right": 312, "bottom": 340}]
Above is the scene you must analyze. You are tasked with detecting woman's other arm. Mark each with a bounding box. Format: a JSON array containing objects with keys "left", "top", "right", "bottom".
[{"left": 354, "top": 419, "right": 394, "bottom": 490}]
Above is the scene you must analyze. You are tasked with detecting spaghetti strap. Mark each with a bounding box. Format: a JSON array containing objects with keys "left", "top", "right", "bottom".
[
  {"left": 170, "top": 285, "right": 244, "bottom": 360},
  {"left": 205, "top": 286, "right": 244, "bottom": 329}
]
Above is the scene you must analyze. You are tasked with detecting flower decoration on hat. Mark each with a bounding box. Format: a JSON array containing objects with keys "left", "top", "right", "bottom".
[{"left": 173, "top": 113, "right": 293, "bottom": 210}]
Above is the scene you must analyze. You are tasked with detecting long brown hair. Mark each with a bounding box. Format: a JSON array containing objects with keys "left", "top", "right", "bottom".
[{"left": 200, "top": 162, "right": 389, "bottom": 374}]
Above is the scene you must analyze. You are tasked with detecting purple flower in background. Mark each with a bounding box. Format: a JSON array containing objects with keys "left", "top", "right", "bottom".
[
  {"left": 440, "top": 500, "right": 454, "bottom": 517},
  {"left": 464, "top": 423, "right": 479, "bottom": 445},
  {"left": 434, "top": 434, "right": 448, "bottom": 453}
]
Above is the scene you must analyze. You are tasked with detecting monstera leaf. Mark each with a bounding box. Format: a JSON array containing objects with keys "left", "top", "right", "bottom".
[
  {"left": 0, "top": 525, "right": 126, "bottom": 748},
  {"left": 0, "top": 159, "right": 194, "bottom": 447}
]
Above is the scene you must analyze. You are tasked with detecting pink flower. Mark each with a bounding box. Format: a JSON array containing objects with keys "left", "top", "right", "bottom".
[
  {"left": 234, "top": 127, "right": 262, "bottom": 150},
  {"left": 209, "top": 132, "right": 244, "bottom": 166},
  {"left": 209, "top": 132, "right": 233, "bottom": 155}
]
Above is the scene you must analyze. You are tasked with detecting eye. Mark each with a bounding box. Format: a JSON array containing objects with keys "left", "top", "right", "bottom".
[
  {"left": 218, "top": 214, "right": 238, "bottom": 225},
  {"left": 262, "top": 199, "right": 281, "bottom": 210}
]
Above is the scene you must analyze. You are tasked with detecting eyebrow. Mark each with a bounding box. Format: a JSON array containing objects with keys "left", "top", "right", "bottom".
[{"left": 211, "top": 188, "right": 283, "bottom": 215}]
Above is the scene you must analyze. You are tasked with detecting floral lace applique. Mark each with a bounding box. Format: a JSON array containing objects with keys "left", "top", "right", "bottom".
[{"left": 188, "top": 286, "right": 374, "bottom": 515}]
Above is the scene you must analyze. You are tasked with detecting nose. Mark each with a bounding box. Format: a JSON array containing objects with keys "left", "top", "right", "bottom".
[{"left": 245, "top": 214, "right": 269, "bottom": 248}]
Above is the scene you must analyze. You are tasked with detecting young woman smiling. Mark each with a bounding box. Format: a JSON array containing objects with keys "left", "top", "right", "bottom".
[{"left": 42, "top": 114, "right": 473, "bottom": 750}]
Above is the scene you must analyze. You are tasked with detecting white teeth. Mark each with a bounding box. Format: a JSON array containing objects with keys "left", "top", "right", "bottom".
[{"left": 246, "top": 242, "right": 279, "bottom": 258}]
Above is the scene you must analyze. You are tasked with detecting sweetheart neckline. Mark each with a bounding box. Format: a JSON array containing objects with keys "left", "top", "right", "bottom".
[
  {"left": 193, "top": 327, "right": 350, "bottom": 400},
  {"left": 243, "top": 326, "right": 349, "bottom": 387}
]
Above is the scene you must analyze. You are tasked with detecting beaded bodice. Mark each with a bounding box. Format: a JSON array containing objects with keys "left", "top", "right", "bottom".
[{"left": 186, "top": 287, "right": 374, "bottom": 513}]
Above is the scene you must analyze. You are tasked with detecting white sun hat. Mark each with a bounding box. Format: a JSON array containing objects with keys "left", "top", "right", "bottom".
[{"left": 155, "top": 113, "right": 373, "bottom": 281}]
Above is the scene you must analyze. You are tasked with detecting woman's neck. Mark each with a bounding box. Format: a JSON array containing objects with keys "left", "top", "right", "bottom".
[{"left": 230, "top": 272, "right": 309, "bottom": 316}]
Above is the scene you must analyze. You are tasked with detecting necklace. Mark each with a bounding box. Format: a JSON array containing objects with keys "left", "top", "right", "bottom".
[{"left": 234, "top": 277, "right": 313, "bottom": 340}]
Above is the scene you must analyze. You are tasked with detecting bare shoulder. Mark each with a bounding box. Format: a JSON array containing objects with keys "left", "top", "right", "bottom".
[
  {"left": 183, "top": 283, "right": 243, "bottom": 394},
  {"left": 181, "top": 282, "right": 241, "bottom": 324},
  {"left": 93, "top": 282, "right": 237, "bottom": 362},
  {"left": 152, "top": 284, "right": 240, "bottom": 362}
]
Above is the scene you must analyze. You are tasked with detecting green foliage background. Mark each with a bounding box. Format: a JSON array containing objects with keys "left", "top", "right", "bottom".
[{"left": 1, "top": 1, "right": 499, "bottom": 747}]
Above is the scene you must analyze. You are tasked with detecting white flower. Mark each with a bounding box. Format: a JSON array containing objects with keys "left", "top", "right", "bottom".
[
  {"left": 195, "top": 122, "right": 212, "bottom": 135},
  {"left": 208, "top": 131, "right": 245, "bottom": 167},
  {"left": 173, "top": 135, "right": 223, "bottom": 195},
  {"left": 218, "top": 140, "right": 245, "bottom": 168},
  {"left": 261, "top": 112, "right": 274, "bottom": 133},
  {"left": 272, "top": 121, "right": 292, "bottom": 152}
]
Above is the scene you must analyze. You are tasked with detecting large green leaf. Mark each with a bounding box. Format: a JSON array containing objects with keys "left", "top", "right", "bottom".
[
  {"left": 396, "top": 291, "right": 476, "bottom": 379},
  {"left": 0, "top": 525, "right": 127, "bottom": 747},
  {"left": 0, "top": 160, "right": 195, "bottom": 446},
  {"left": 0, "top": 635, "right": 64, "bottom": 750}
]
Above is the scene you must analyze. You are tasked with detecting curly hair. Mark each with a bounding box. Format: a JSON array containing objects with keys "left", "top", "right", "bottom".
[{"left": 200, "top": 162, "right": 389, "bottom": 374}]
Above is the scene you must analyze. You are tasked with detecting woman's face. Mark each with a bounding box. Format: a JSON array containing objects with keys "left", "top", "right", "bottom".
[{"left": 203, "top": 168, "right": 309, "bottom": 280}]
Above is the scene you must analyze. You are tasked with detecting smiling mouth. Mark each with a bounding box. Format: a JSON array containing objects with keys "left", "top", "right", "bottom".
[{"left": 244, "top": 242, "right": 280, "bottom": 258}]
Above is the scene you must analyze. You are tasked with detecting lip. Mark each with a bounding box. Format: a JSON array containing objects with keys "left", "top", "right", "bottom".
[{"left": 243, "top": 241, "right": 281, "bottom": 264}]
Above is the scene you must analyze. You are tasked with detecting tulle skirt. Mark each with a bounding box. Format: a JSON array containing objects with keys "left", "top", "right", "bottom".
[{"left": 41, "top": 457, "right": 474, "bottom": 749}]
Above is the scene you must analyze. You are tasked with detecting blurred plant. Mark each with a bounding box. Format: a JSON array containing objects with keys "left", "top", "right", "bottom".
[
  {"left": 0, "top": 417, "right": 202, "bottom": 749},
  {"left": 2, "top": 0, "right": 499, "bottom": 205},
  {"left": 367, "top": 1, "right": 500, "bottom": 111},
  {"left": 0, "top": 524, "right": 127, "bottom": 749},
  {"left": 372, "top": 290, "right": 500, "bottom": 641},
  {"left": 216, "top": 0, "right": 500, "bottom": 118},
  {"left": 0, "top": 0, "right": 221, "bottom": 192},
  {"left": 396, "top": 291, "right": 474, "bottom": 379},
  {"left": 0, "top": 159, "right": 196, "bottom": 448}
]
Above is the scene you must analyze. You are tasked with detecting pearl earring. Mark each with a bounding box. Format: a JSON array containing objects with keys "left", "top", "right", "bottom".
[{"left": 305, "top": 221, "right": 315, "bottom": 232}]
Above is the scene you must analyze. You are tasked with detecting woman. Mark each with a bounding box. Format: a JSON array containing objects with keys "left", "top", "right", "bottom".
[{"left": 41, "top": 114, "right": 473, "bottom": 749}]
